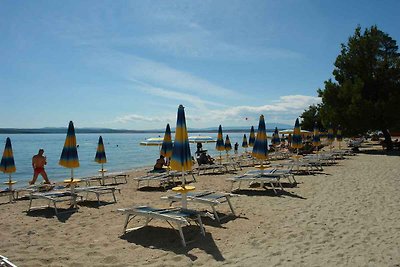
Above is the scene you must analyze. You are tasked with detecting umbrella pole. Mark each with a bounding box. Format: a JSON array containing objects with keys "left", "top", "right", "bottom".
[
  {"left": 219, "top": 152, "right": 222, "bottom": 164},
  {"left": 8, "top": 174, "right": 13, "bottom": 203},
  {"left": 101, "top": 163, "right": 105, "bottom": 185},
  {"left": 181, "top": 168, "right": 188, "bottom": 209},
  {"left": 296, "top": 148, "right": 300, "bottom": 173}
]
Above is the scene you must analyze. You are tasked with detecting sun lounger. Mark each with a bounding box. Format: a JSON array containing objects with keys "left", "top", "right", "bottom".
[
  {"left": 117, "top": 206, "right": 205, "bottom": 247},
  {"left": 85, "top": 173, "right": 129, "bottom": 186},
  {"left": 74, "top": 186, "right": 120, "bottom": 205},
  {"left": 134, "top": 172, "right": 172, "bottom": 189},
  {"left": 28, "top": 190, "right": 78, "bottom": 216},
  {"left": 162, "top": 191, "right": 236, "bottom": 223},
  {"left": 0, "top": 255, "right": 17, "bottom": 267},
  {"left": 227, "top": 169, "right": 285, "bottom": 194}
]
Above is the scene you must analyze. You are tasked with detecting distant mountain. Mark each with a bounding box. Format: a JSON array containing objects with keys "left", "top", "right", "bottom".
[
  {"left": 190, "top": 123, "right": 292, "bottom": 132},
  {"left": 0, "top": 123, "right": 293, "bottom": 134}
]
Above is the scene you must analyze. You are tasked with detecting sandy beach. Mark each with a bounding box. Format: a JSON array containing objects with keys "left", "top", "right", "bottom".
[{"left": 1, "top": 141, "right": 400, "bottom": 266}]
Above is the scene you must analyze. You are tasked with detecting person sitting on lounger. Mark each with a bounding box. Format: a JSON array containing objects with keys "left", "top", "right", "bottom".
[
  {"left": 153, "top": 155, "right": 166, "bottom": 172},
  {"left": 198, "top": 152, "right": 214, "bottom": 165},
  {"left": 29, "top": 149, "right": 51, "bottom": 185}
]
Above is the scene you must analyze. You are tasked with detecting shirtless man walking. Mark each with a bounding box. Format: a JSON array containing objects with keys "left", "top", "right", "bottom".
[{"left": 30, "top": 149, "right": 51, "bottom": 185}]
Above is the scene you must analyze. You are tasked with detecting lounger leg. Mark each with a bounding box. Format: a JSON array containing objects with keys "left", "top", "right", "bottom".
[
  {"left": 197, "top": 214, "right": 205, "bottom": 236},
  {"left": 112, "top": 191, "right": 117, "bottom": 203},
  {"left": 28, "top": 197, "right": 33, "bottom": 211},
  {"left": 177, "top": 225, "right": 186, "bottom": 247},
  {"left": 123, "top": 214, "right": 130, "bottom": 234},
  {"left": 53, "top": 202, "right": 58, "bottom": 216},
  {"left": 211, "top": 205, "right": 220, "bottom": 223},
  {"left": 96, "top": 193, "right": 100, "bottom": 205},
  {"left": 270, "top": 183, "right": 277, "bottom": 195},
  {"left": 226, "top": 197, "right": 236, "bottom": 216}
]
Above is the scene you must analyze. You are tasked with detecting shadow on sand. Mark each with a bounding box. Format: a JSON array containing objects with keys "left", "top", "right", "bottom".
[
  {"left": 120, "top": 225, "right": 225, "bottom": 262},
  {"left": 232, "top": 188, "right": 306, "bottom": 199},
  {"left": 26, "top": 207, "right": 76, "bottom": 222}
]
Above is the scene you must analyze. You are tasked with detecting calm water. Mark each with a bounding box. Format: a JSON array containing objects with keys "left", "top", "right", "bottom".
[{"left": 0, "top": 132, "right": 273, "bottom": 187}]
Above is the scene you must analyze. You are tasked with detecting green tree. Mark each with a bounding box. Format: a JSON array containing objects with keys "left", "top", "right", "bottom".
[
  {"left": 300, "top": 104, "right": 322, "bottom": 131},
  {"left": 318, "top": 25, "right": 400, "bottom": 149}
]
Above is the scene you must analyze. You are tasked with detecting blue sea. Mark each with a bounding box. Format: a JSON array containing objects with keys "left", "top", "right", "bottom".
[{"left": 0, "top": 132, "right": 273, "bottom": 188}]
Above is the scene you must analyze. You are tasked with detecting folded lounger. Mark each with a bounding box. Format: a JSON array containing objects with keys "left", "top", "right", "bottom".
[
  {"left": 74, "top": 186, "right": 120, "bottom": 205},
  {"left": 162, "top": 191, "right": 236, "bottom": 223},
  {"left": 28, "top": 190, "right": 78, "bottom": 216},
  {"left": 117, "top": 206, "right": 205, "bottom": 247}
]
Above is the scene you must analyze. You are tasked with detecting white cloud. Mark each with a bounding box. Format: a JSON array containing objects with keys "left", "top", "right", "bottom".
[{"left": 114, "top": 94, "right": 321, "bottom": 127}]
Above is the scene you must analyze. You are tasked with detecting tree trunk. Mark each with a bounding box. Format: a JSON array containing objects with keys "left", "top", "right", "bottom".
[{"left": 382, "top": 129, "right": 393, "bottom": 150}]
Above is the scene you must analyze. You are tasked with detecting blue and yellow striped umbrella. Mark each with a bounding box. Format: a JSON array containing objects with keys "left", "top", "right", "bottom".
[
  {"left": 242, "top": 134, "right": 248, "bottom": 148},
  {"left": 160, "top": 123, "right": 173, "bottom": 159},
  {"left": 249, "top": 126, "right": 255, "bottom": 147},
  {"left": 336, "top": 125, "right": 342, "bottom": 149},
  {"left": 271, "top": 127, "right": 280, "bottom": 147},
  {"left": 336, "top": 125, "right": 342, "bottom": 142},
  {"left": 327, "top": 123, "right": 335, "bottom": 144},
  {"left": 216, "top": 125, "right": 225, "bottom": 152},
  {"left": 291, "top": 118, "right": 303, "bottom": 150},
  {"left": 225, "top": 135, "right": 232, "bottom": 153},
  {"left": 0, "top": 137, "right": 16, "bottom": 202},
  {"left": 0, "top": 137, "right": 16, "bottom": 175},
  {"left": 312, "top": 122, "right": 321, "bottom": 148},
  {"left": 252, "top": 115, "right": 268, "bottom": 161},
  {"left": 170, "top": 105, "right": 192, "bottom": 173},
  {"left": 95, "top": 136, "right": 107, "bottom": 164},
  {"left": 59, "top": 121, "right": 79, "bottom": 179}
]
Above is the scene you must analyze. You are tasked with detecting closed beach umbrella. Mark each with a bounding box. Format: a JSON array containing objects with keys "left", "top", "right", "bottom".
[
  {"left": 170, "top": 105, "right": 192, "bottom": 184},
  {"left": 336, "top": 125, "right": 343, "bottom": 149},
  {"left": 95, "top": 136, "right": 107, "bottom": 164},
  {"left": 160, "top": 123, "right": 173, "bottom": 159},
  {"left": 0, "top": 137, "right": 16, "bottom": 202},
  {"left": 225, "top": 135, "right": 232, "bottom": 158},
  {"left": 95, "top": 136, "right": 107, "bottom": 184},
  {"left": 242, "top": 134, "right": 248, "bottom": 152},
  {"left": 312, "top": 122, "right": 321, "bottom": 148},
  {"left": 291, "top": 118, "right": 303, "bottom": 150},
  {"left": 249, "top": 126, "right": 255, "bottom": 147},
  {"left": 312, "top": 122, "right": 321, "bottom": 155},
  {"left": 216, "top": 125, "right": 225, "bottom": 151},
  {"left": 59, "top": 121, "right": 79, "bottom": 180},
  {"left": 216, "top": 125, "right": 225, "bottom": 163},
  {"left": 271, "top": 127, "right": 281, "bottom": 148},
  {"left": 327, "top": 123, "right": 335, "bottom": 151},
  {"left": 252, "top": 115, "right": 268, "bottom": 167}
]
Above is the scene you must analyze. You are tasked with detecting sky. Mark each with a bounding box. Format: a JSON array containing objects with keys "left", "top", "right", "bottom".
[{"left": 1, "top": 0, "right": 399, "bottom": 130}]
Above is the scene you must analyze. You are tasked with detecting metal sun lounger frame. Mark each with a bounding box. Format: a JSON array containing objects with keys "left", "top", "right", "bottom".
[
  {"left": 162, "top": 191, "right": 236, "bottom": 223},
  {"left": 134, "top": 171, "right": 196, "bottom": 190},
  {"left": 74, "top": 186, "right": 120, "bottom": 205},
  {"left": 0, "top": 255, "right": 18, "bottom": 267},
  {"left": 28, "top": 191, "right": 78, "bottom": 216},
  {"left": 84, "top": 174, "right": 129, "bottom": 186},
  {"left": 117, "top": 206, "right": 205, "bottom": 247},
  {"left": 227, "top": 169, "right": 292, "bottom": 194}
]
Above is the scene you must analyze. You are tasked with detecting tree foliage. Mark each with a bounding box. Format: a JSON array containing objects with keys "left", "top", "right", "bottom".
[
  {"left": 316, "top": 25, "right": 400, "bottom": 143},
  {"left": 300, "top": 105, "right": 322, "bottom": 131}
]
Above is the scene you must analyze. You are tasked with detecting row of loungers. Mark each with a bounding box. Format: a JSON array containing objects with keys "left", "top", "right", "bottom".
[{"left": 28, "top": 185, "right": 120, "bottom": 216}]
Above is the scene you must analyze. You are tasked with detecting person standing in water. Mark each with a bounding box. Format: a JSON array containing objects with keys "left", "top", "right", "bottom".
[{"left": 29, "top": 149, "right": 51, "bottom": 185}]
